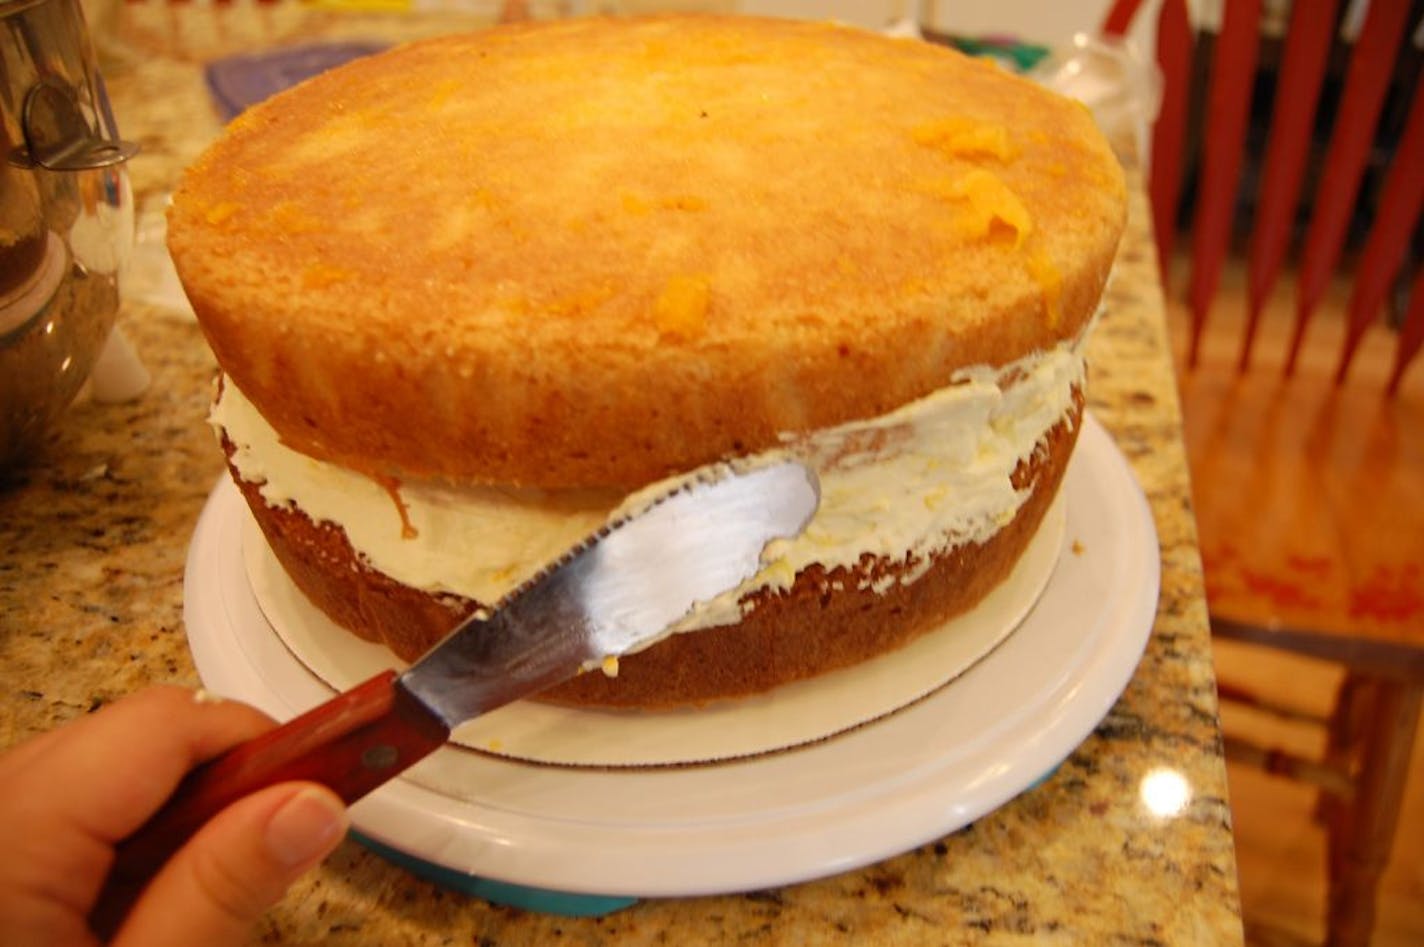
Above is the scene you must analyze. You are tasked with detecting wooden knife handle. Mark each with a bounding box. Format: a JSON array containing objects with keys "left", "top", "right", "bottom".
[{"left": 94, "top": 670, "right": 449, "bottom": 932}]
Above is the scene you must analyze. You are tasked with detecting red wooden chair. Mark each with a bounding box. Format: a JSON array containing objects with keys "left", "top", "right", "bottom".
[{"left": 1104, "top": 2, "right": 1423, "bottom": 945}]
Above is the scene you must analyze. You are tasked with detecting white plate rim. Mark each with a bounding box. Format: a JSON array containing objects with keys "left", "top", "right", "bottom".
[{"left": 183, "top": 412, "right": 1159, "bottom": 897}]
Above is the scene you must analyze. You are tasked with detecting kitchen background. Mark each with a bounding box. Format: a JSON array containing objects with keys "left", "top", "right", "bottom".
[{"left": 65, "top": 0, "right": 1424, "bottom": 942}]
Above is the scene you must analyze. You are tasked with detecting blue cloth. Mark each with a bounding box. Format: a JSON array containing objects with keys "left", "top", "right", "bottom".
[{"left": 205, "top": 43, "right": 387, "bottom": 120}]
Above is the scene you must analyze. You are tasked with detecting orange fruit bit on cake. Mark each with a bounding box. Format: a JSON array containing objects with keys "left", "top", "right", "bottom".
[
  {"left": 654, "top": 274, "right": 711, "bottom": 339},
  {"left": 300, "top": 262, "right": 355, "bottom": 290},
  {"left": 622, "top": 193, "right": 708, "bottom": 214},
  {"left": 1024, "top": 245, "right": 1063, "bottom": 327},
  {"left": 945, "top": 169, "right": 1034, "bottom": 247},
  {"left": 203, "top": 201, "right": 242, "bottom": 226},
  {"left": 426, "top": 78, "right": 462, "bottom": 110},
  {"left": 268, "top": 201, "right": 322, "bottom": 235},
  {"left": 661, "top": 194, "right": 708, "bottom": 212},
  {"left": 621, "top": 193, "right": 652, "bottom": 216},
  {"left": 911, "top": 117, "right": 1019, "bottom": 162}
]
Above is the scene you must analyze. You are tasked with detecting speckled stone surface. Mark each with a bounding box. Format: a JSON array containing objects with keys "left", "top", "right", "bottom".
[{"left": 0, "top": 13, "right": 1243, "bottom": 945}]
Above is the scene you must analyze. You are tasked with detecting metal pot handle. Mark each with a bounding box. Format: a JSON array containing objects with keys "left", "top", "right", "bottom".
[{"left": 11, "top": 74, "right": 139, "bottom": 171}]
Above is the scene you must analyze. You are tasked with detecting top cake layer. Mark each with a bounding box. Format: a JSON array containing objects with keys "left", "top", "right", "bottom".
[{"left": 168, "top": 14, "right": 1125, "bottom": 488}]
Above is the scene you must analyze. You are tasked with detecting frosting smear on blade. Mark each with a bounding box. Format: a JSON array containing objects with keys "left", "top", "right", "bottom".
[{"left": 212, "top": 328, "right": 1087, "bottom": 635}]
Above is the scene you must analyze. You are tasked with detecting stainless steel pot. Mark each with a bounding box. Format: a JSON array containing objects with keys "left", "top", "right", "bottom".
[{"left": 1, "top": 0, "right": 137, "bottom": 471}]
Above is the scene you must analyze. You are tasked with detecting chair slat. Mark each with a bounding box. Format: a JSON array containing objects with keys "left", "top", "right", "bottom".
[
  {"left": 1241, "top": 0, "right": 1340, "bottom": 372},
  {"left": 1100, "top": 0, "right": 1145, "bottom": 37},
  {"left": 1387, "top": 267, "right": 1424, "bottom": 397},
  {"left": 1337, "top": 75, "right": 1424, "bottom": 386},
  {"left": 1186, "top": 0, "right": 1261, "bottom": 367},
  {"left": 1286, "top": 0, "right": 1413, "bottom": 375},
  {"left": 1148, "top": 0, "right": 1192, "bottom": 284}
]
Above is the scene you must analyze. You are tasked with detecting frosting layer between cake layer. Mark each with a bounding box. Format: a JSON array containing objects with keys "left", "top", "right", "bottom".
[{"left": 212, "top": 328, "right": 1086, "bottom": 633}]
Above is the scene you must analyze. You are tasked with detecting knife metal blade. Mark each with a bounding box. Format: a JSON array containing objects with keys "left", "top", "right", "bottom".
[
  {"left": 402, "top": 458, "right": 821, "bottom": 728},
  {"left": 99, "top": 458, "right": 819, "bottom": 919}
]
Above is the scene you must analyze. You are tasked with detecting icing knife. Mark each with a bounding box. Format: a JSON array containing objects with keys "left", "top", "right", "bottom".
[{"left": 100, "top": 459, "right": 818, "bottom": 914}]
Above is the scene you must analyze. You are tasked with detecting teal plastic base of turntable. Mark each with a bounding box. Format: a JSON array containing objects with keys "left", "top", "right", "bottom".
[{"left": 352, "top": 830, "right": 639, "bottom": 918}]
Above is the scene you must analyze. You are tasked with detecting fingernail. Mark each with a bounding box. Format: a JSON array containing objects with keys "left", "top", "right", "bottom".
[{"left": 265, "top": 787, "right": 349, "bottom": 867}]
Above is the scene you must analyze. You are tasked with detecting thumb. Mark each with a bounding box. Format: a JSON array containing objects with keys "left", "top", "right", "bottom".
[{"left": 110, "top": 783, "right": 348, "bottom": 947}]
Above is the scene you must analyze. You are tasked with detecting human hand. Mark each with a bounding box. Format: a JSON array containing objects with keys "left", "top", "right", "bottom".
[{"left": 0, "top": 686, "right": 349, "bottom": 946}]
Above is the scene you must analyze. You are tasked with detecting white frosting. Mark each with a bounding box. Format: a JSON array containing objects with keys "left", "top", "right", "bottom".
[
  {"left": 212, "top": 329, "right": 1086, "bottom": 634},
  {"left": 213, "top": 386, "right": 618, "bottom": 605}
]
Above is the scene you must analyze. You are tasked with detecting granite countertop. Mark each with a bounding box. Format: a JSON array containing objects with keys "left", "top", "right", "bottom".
[{"left": 0, "top": 9, "right": 1243, "bottom": 945}]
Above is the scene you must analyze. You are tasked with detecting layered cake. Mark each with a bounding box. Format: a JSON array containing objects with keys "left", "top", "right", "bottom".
[{"left": 169, "top": 15, "right": 1126, "bottom": 708}]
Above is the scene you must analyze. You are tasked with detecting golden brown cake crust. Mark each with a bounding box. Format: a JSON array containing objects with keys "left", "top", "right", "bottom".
[
  {"left": 228, "top": 394, "right": 1081, "bottom": 709},
  {"left": 173, "top": 16, "right": 1124, "bottom": 489}
]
